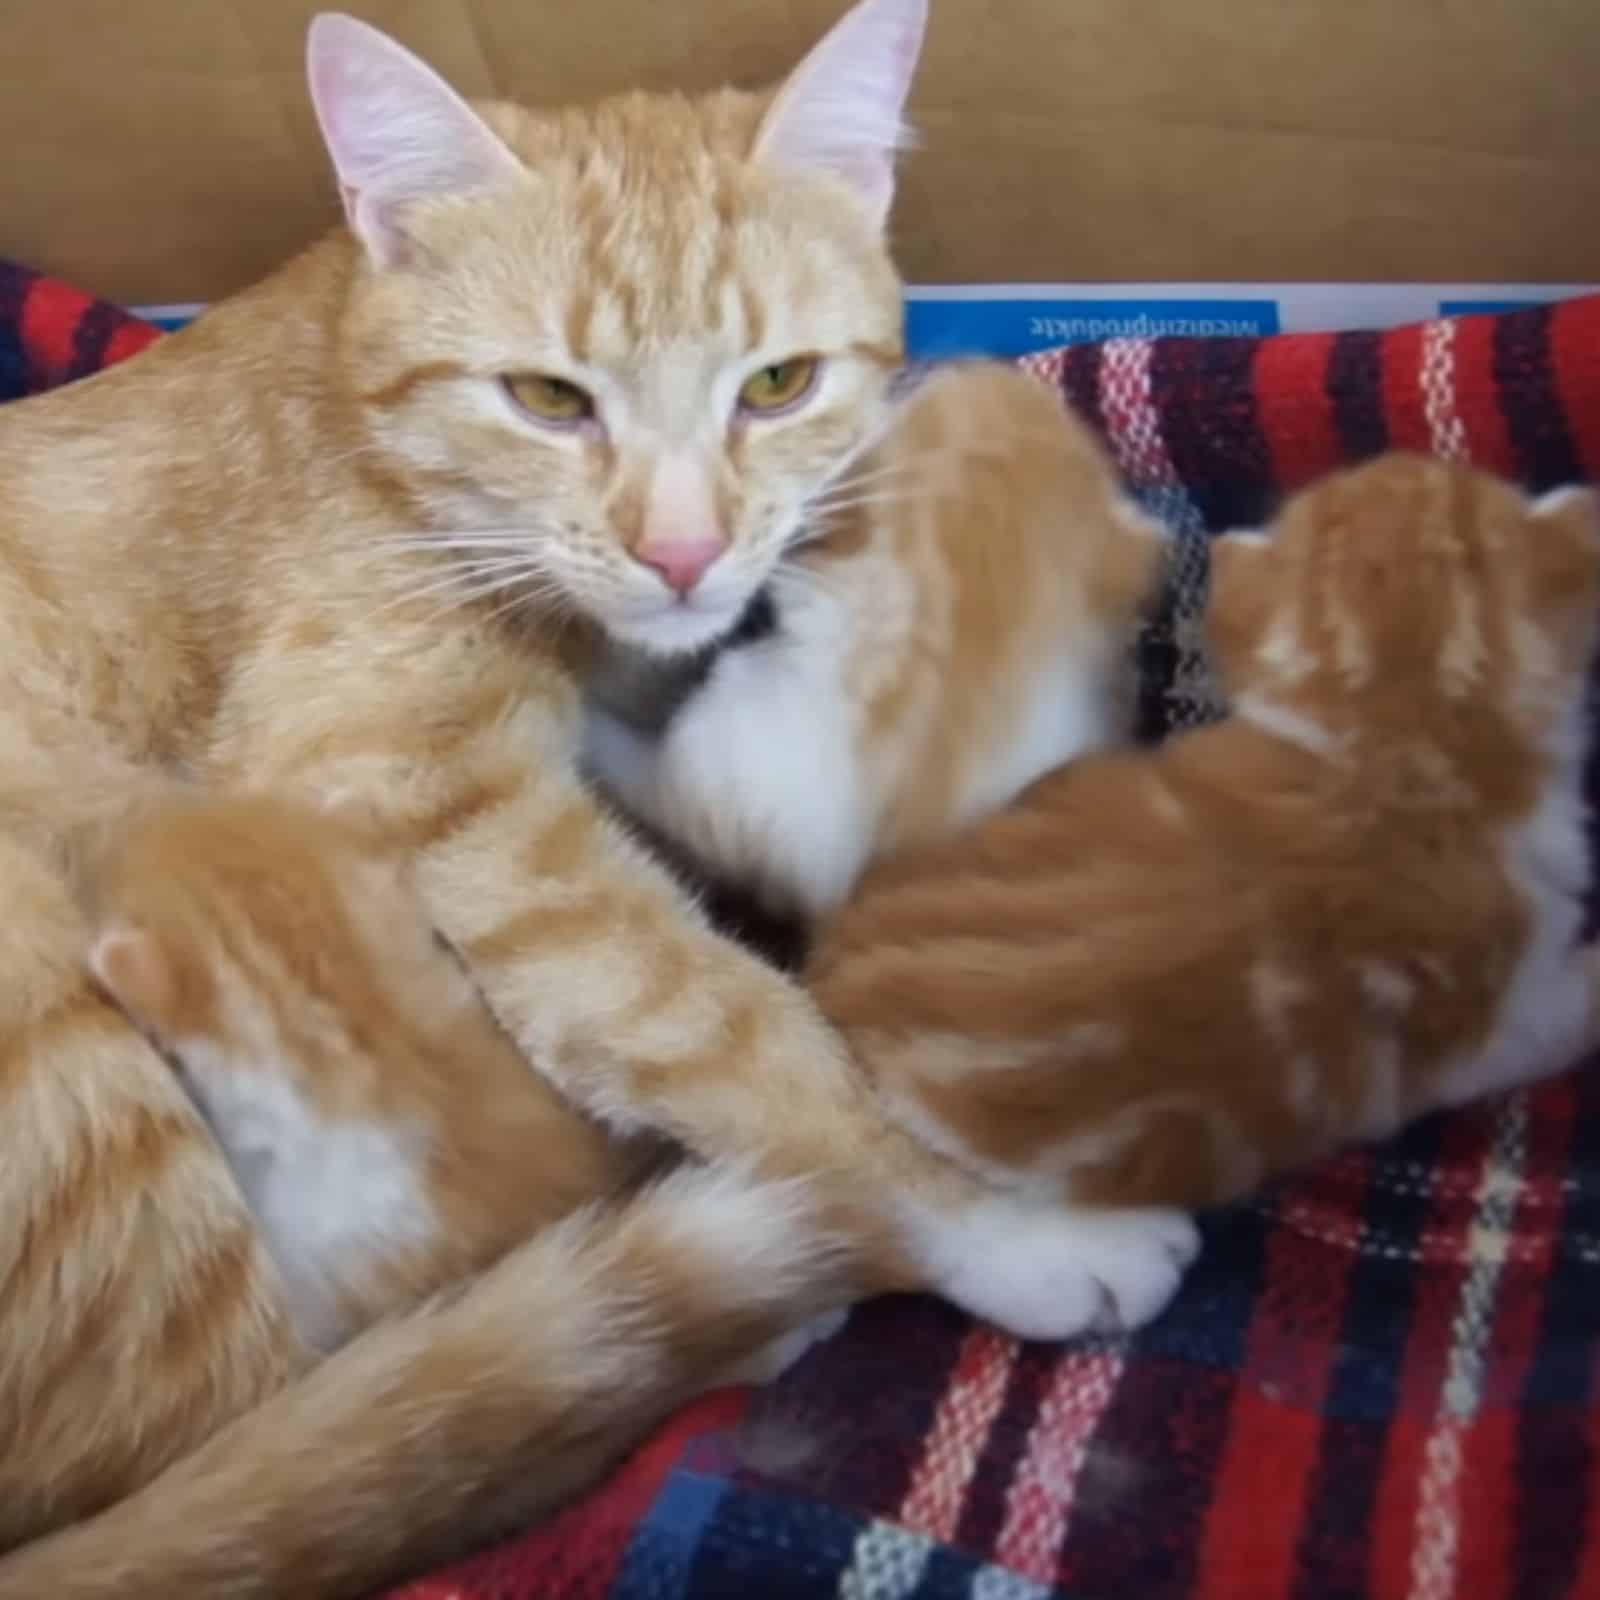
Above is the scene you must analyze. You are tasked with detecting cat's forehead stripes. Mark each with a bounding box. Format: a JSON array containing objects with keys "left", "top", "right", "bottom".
[
  {"left": 560, "top": 184, "right": 764, "bottom": 366},
  {"left": 487, "top": 96, "right": 786, "bottom": 373}
]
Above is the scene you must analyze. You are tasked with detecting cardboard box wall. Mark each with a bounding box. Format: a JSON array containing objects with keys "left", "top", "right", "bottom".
[{"left": 5, "top": 0, "right": 1598, "bottom": 308}]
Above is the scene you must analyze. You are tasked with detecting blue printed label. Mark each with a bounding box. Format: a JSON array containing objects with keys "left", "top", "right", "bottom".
[
  {"left": 903, "top": 296, "right": 1281, "bottom": 360},
  {"left": 1438, "top": 299, "right": 1540, "bottom": 319}
]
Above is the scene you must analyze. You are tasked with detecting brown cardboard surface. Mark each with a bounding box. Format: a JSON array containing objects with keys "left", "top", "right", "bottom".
[{"left": 3, "top": 0, "right": 1597, "bottom": 305}]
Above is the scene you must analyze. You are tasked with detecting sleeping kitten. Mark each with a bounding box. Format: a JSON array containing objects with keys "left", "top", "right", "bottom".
[
  {"left": 77, "top": 792, "right": 644, "bottom": 1352},
  {"left": 583, "top": 360, "right": 1163, "bottom": 918},
  {"left": 810, "top": 455, "right": 1600, "bottom": 1215},
  {"left": 79, "top": 792, "right": 844, "bottom": 1374}
]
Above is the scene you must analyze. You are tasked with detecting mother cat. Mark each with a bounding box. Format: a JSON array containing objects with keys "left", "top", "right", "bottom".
[{"left": 0, "top": 2, "right": 1197, "bottom": 1594}]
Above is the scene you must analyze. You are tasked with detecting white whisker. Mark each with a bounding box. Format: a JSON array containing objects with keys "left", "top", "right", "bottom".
[
  {"left": 438, "top": 554, "right": 542, "bottom": 581},
  {"left": 816, "top": 457, "right": 931, "bottom": 495},
  {"left": 371, "top": 564, "right": 538, "bottom": 621},
  {"left": 371, "top": 528, "right": 545, "bottom": 555},
  {"left": 479, "top": 578, "right": 573, "bottom": 631},
  {"left": 803, "top": 488, "right": 935, "bottom": 517}
]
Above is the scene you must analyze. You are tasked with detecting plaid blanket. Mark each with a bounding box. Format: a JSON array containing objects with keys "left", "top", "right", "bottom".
[{"left": 5, "top": 261, "right": 1600, "bottom": 1600}]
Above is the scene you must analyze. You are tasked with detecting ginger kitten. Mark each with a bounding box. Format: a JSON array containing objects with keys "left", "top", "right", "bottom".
[
  {"left": 584, "top": 360, "right": 1163, "bottom": 918},
  {"left": 811, "top": 456, "right": 1600, "bottom": 1223},
  {"left": 79, "top": 793, "right": 644, "bottom": 1352},
  {"left": 0, "top": 4, "right": 1181, "bottom": 1592},
  {"left": 81, "top": 792, "right": 845, "bottom": 1379}
]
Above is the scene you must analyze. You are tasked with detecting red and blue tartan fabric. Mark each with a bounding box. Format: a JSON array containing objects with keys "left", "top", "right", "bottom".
[
  {"left": 0, "top": 265, "right": 160, "bottom": 400},
  {"left": 5, "top": 258, "right": 1600, "bottom": 1599}
]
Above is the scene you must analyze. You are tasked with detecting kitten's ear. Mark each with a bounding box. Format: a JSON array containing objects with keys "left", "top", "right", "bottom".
[
  {"left": 1530, "top": 485, "right": 1600, "bottom": 565},
  {"left": 1090, "top": 501, "right": 1166, "bottom": 620},
  {"left": 1207, "top": 530, "right": 1278, "bottom": 682},
  {"left": 89, "top": 925, "right": 177, "bottom": 1036},
  {"left": 752, "top": 0, "right": 928, "bottom": 228},
  {"left": 1528, "top": 485, "right": 1600, "bottom": 642},
  {"left": 307, "top": 13, "right": 524, "bottom": 267}
]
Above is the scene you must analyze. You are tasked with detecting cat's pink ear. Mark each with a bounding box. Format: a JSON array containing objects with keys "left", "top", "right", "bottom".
[
  {"left": 753, "top": 0, "right": 928, "bottom": 228},
  {"left": 89, "top": 925, "right": 177, "bottom": 1036},
  {"left": 307, "top": 13, "right": 524, "bottom": 267}
]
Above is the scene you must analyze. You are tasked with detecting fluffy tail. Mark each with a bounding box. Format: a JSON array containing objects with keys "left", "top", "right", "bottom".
[{"left": 0, "top": 1165, "right": 850, "bottom": 1599}]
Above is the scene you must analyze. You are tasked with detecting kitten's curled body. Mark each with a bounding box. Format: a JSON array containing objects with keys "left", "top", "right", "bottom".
[
  {"left": 584, "top": 360, "right": 1164, "bottom": 918},
  {"left": 78, "top": 792, "right": 647, "bottom": 1352},
  {"left": 0, "top": 4, "right": 1200, "bottom": 1593},
  {"left": 809, "top": 457, "right": 1600, "bottom": 1210}
]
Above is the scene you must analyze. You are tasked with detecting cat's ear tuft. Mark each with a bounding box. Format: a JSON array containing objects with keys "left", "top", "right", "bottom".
[
  {"left": 307, "top": 12, "right": 524, "bottom": 267},
  {"left": 89, "top": 925, "right": 177, "bottom": 1036},
  {"left": 753, "top": 0, "right": 928, "bottom": 228}
]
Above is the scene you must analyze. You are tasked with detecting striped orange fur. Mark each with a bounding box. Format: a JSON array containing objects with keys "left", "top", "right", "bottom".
[
  {"left": 77, "top": 791, "right": 657, "bottom": 1352},
  {"left": 810, "top": 457, "right": 1600, "bottom": 1213}
]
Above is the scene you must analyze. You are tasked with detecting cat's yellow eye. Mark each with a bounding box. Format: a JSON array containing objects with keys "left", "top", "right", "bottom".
[
  {"left": 738, "top": 357, "right": 820, "bottom": 415},
  {"left": 505, "top": 373, "right": 594, "bottom": 426}
]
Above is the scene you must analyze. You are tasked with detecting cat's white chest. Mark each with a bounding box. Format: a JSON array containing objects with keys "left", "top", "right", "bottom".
[
  {"left": 584, "top": 579, "right": 871, "bottom": 916},
  {"left": 955, "top": 645, "right": 1124, "bottom": 829},
  {"left": 176, "top": 1044, "right": 438, "bottom": 1350}
]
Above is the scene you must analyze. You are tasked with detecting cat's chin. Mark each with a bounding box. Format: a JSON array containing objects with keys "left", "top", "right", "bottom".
[{"left": 603, "top": 602, "right": 746, "bottom": 661}]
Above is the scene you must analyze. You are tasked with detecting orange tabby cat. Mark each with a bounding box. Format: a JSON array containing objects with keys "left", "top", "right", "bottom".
[
  {"left": 810, "top": 456, "right": 1600, "bottom": 1218},
  {"left": 583, "top": 359, "right": 1163, "bottom": 917},
  {"left": 0, "top": 3, "right": 1190, "bottom": 1592}
]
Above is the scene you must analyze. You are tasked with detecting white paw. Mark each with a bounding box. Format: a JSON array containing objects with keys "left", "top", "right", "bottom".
[
  {"left": 910, "top": 1198, "right": 1200, "bottom": 1343},
  {"left": 723, "top": 1307, "right": 851, "bottom": 1386}
]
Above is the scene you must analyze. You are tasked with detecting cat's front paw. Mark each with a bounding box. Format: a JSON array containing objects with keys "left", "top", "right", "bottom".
[
  {"left": 1062, "top": 1207, "right": 1201, "bottom": 1331},
  {"left": 915, "top": 1198, "right": 1200, "bottom": 1343}
]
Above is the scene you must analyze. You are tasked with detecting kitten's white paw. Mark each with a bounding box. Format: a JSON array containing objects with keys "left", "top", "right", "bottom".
[
  {"left": 910, "top": 1197, "right": 1200, "bottom": 1342},
  {"left": 724, "top": 1307, "right": 852, "bottom": 1386}
]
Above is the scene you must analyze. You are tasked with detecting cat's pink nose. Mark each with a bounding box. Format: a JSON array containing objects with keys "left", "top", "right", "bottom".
[{"left": 636, "top": 536, "right": 725, "bottom": 598}]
